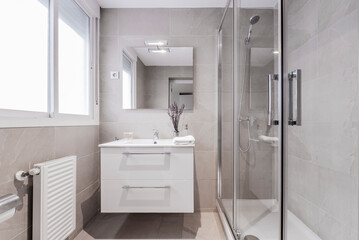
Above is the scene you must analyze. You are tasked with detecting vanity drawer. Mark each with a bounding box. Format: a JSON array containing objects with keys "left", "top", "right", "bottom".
[
  {"left": 101, "top": 147, "right": 193, "bottom": 180},
  {"left": 101, "top": 179, "right": 194, "bottom": 213}
]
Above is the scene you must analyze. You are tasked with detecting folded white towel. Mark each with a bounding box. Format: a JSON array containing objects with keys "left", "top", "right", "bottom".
[{"left": 173, "top": 135, "right": 195, "bottom": 145}]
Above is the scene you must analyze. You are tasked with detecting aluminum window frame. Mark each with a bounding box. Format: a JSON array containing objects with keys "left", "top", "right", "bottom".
[{"left": 0, "top": 0, "right": 99, "bottom": 128}]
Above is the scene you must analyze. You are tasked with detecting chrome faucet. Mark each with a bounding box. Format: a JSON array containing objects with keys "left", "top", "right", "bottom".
[{"left": 153, "top": 129, "right": 159, "bottom": 144}]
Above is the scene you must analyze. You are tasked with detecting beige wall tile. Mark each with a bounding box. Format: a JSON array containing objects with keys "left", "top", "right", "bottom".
[
  {"left": 118, "top": 9, "right": 170, "bottom": 36},
  {"left": 0, "top": 127, "right": 55, "bottom": 184},
  {"left": 77, "top": 152, "right": 100, "bottom": 194},
  {"left": 54, "top": 126, "right": 99, "bottom": 159}
]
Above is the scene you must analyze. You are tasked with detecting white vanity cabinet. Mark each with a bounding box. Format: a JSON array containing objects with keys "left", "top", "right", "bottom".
[{"left": 99, "top": 139, "right": 194, "bottom": 213}]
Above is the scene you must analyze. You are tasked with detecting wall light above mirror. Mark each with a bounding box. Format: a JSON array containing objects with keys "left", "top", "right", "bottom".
[
  {"left": 144, "top": 40, "right": 168, "bottom": 46},
  {"left": 122, "top": 44, "right": 194, "bottom": 110}
]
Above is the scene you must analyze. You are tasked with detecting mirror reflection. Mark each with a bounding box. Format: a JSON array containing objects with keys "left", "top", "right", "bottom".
[{"left": 122, "top": 46, "right": 194, "bottom": 110}]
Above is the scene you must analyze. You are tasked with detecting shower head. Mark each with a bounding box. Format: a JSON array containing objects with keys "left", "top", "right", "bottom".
[
  {"left": 249, "top": 15, "right": 260, "bottom": 25},
  {"left": 245, "top": 15, "right": 260, "bottom": 45}
]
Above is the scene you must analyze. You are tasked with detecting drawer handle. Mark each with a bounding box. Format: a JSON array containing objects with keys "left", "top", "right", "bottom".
[
  {"left": 122, "top": 152, "right": 171, "bottom": 155},
  {"left": 122, "top": 185, "right": 171, "bottom": 189}
]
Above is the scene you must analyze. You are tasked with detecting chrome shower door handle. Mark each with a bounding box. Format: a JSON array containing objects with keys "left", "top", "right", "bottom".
[
  {"left": 268, "top": 74, "right": 279, "bottom": 126},
  {"left": 288, "top": 69, "right": 302, "bottom": 126}
]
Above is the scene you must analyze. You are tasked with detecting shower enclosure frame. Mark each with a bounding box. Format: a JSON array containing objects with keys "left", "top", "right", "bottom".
[
  {"left": 216, "top": 0, "right": 286, "bottom": 239},
  {"left": 217, "top": 0, "right": 237, "bottom": 236}
]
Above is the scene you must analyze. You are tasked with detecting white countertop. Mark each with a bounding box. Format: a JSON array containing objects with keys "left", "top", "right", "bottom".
[{"left": 98, "top": 139, "right": 195, "bottom": 148}]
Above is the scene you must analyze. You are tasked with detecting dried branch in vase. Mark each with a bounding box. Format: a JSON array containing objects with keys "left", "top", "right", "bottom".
[{"left": 168, "top": 102, "right": 185, "bottom": 134}]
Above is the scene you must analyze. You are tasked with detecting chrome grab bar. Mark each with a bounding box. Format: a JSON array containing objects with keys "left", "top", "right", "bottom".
[
  {"left": 288, "top": 69, "right": 302, "bottom": 126},
  {"left": 268, "top": 74, "right": 279, "bottom": 126},
  {"left": 122, "top": 185, "right": 170, "bottom": 189},
  {"left": 0, "top": 194, "right": 22, "bottom": 214},
  {"left": 122, "top": 152, "right": 171, "bottom": 155}
]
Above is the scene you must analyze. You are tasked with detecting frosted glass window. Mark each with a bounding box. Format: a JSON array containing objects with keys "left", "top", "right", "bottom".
[
  {"left": 58, "top": 0, "right": 90, "bottom": 115},
  {"left": 122, "top": 54, "right": 133, "bottom": 109},
  {"left": 0, "top": 0, "right": 49, "bottom": 112}
]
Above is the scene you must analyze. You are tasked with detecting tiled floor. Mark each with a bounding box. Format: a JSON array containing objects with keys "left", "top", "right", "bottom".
[{"left": 74, "top": 212, "right": 227, "bottom": 240}]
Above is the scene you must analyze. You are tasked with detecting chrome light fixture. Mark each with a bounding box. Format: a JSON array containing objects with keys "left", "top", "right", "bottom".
[
  {"left": 148, "top": 47, "right": 170, "bottom": 53},
  {"left": 145, "top": 40, "right": 170, "bottom": 53},
  {"left": 144, "top": 40, "right": 168, "bottom": 46}
]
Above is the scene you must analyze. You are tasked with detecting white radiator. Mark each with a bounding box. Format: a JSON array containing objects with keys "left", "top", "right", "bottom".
[{"left": 33, "top": 156, "right": 77, "bottom": 240}]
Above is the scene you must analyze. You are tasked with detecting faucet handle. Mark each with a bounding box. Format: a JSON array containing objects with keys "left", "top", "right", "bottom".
[{"left": 153, "top": 129, "right": 159, "bottom": 134}]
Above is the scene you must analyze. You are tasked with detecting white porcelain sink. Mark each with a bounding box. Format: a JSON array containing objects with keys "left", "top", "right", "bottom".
[{"left": 98, "top": 138, "right": 194, "bottom": 148}]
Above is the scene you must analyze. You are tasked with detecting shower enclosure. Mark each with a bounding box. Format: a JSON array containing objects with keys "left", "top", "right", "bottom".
[{"left": 217, "top": 0, "right": 359, "bottom": 239}]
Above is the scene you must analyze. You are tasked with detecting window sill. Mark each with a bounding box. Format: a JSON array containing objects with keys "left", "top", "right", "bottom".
[{"left": 0, "top": 110, "right": 99, "bottom": 128}]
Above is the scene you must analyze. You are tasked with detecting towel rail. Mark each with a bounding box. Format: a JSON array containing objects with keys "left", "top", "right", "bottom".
[{"left": 0, "top": 194, "right": 22, "bottom": 214}]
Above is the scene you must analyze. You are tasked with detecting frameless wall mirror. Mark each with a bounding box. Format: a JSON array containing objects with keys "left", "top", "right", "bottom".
[{"left": 122, "top": 46, "right": 194, "bottom": 110}]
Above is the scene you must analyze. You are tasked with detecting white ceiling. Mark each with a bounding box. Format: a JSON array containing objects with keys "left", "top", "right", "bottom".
[
  {"left": 97, "top": 0, "right": 277, "bottom": 9},
  {"left": 134, "top": 47, "right": 193, "bottom": 66}
]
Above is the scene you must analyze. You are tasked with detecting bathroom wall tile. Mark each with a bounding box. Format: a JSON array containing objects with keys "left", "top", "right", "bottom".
[
  {"left": 305, "top": 123, "right": 355, "bottom": 174},
  {"left": 194, "top": 65, "right": 216, "bottom": 93},
  {"left": 74, "top": 181, "right": 100, "bottom": 238},
  {"left": 287, "top": 37, "right": 318, "bottom": 82},
  {"left": 318, "top": 168, "right": 353, "bottom": 222},
  {"left": 118, "top": 9, "right": 170, "bottom": 36},
  {"left": 100, "top": 9, "right": 118, "bottom": 36},
  {"left": 288, "top": 156, "right": 320, "bottom": 205},
  {"left": 318, "top": 209, "right": 352, "bottom": 240},
  {"left": 77, "top": 153, "right": 100, "bottom": 194},
  {"left": 222, "top": 64, "right": 233, "bottom": 93},
  {"left": 195, "top": 37, "right": 217, "bottom": 65},
  {"left": 100, "top": 64, "right": 121, "bottom": 83},
  {"left": 221, "top": 122, "right": 233, "bottom": 152},
  {"left": 191, "top": 122, "right": 216, "bottom": 152},
  {"left": 99, "top": 93, "right": 122, "bottom": 122},
  {"left": 318, "top": 0, "right": 357, "bottom": 32},
  {"left": 350, "top": 177, "right": 359, "bottom": 239},
  {"left": 286, "top": 0, "right": 318, "bottom": 52},
  {"left": 100, "top": 79, "right": 121, "bottom": 94},
  {"left": 9, "top": 228, "right": 30, "bottom": 240},
  {"left": 194, "top": 179, "right": 216, "bottom": 211},
  {"left": 192, "top": 92, "right": 217, "bottom": 122},
  {"left": 170, "top": 9, "right": 221, "bottom": 36},
  {"left": 194, "top": 151, "right": 217, "bottom": 180},
  {"left": 286, "top": 0, "right": 312, "bottom": 16},
  {"left": 0, "top": 127, "right": 55, "bottom": 184},
  {"left": 288, "top": 192, "right": 320, "bottom": 235},
  {"left": 221, "top": 9, "right": 233, "bottom": 37},
  {"left": 288, "top": 128, "right": 312, "bottom": 161},
  {"left": 317, "top": 27, "right": 357, "bottom": 77},
  {"left": 100, "top": 37, "right": 120, "bottom": 66},
  {"left": 54, "top": 126, "right": 99, "bottom": 159},
  {"left": 99, "top": 122, "right": 120, "bottom": 144},
  {"left": 221, "top": 36, "right": 233, "bottom": 65}
]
